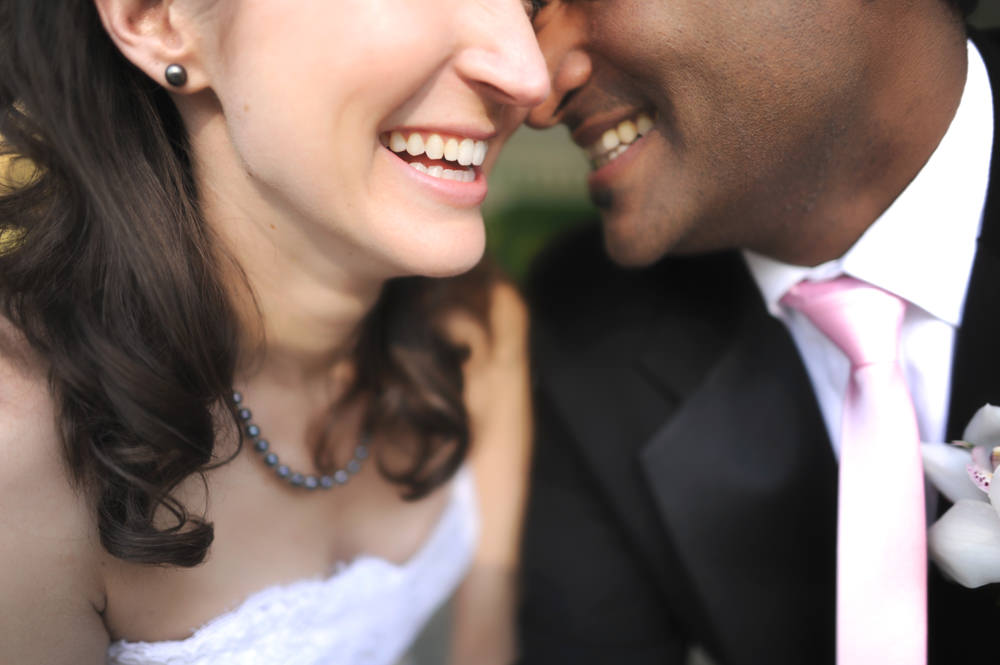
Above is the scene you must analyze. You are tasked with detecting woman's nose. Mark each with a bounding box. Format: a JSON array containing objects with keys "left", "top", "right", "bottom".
[{"left": 453, "top": 0, "right": 550, "bottom": 109}]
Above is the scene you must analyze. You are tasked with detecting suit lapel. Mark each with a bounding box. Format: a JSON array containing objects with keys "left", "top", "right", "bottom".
[
  {"left": 636, "top": 262, "right": 837, "bottom": 664},
  {"left": 537, "top": 252, "right": 764, "bottom": 650},
  {"left": 539, "top": 313, "right": 722, "bottom": 645}
]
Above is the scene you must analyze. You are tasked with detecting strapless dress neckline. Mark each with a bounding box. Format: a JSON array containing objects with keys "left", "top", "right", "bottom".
[{"left": 106, "top": 466, "right": 478, "bottom": 665}]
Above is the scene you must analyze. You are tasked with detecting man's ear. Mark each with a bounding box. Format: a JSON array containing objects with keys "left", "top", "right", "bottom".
[{"left": 93, "top": 0, "right": 208, "bottom": 92}]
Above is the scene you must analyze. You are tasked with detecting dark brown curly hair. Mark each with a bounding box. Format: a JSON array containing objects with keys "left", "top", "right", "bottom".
[{"left": 0, "top": 0, "right": 489, "bottom": 567}]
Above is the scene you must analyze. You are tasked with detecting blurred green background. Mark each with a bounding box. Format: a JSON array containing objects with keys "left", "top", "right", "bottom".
[
  {"left": 482, "top": 124, "right": 594, "bottom": 283},
  {"left": 482, "top": 2, "right": 1000, "bottom": 283}
]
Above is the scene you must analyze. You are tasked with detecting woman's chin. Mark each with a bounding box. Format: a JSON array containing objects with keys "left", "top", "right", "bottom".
[
  {"left": 381, "top": 221, "right": 487, "bottom": 279},
  {"left": 410, "top": 242, "right": 487, "bottom": 279}
]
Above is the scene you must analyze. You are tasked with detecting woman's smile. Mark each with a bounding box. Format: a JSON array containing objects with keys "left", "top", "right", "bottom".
[{"left": 378, "top": 128, "right": 494, "bottom": 206}]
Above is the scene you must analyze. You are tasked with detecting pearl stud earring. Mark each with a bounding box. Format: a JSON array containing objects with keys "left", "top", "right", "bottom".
[{"left": 164, "top": 64, "right": 188, "bottom": 87}]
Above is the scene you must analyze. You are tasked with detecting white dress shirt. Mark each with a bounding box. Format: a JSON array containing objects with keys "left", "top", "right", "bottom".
[{"left": 743, "top": 40, "right": 994, "bottom": 457}]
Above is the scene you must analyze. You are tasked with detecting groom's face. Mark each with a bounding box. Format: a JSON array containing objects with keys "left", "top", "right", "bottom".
[{"left": 527, "top": 0, "right": 874, "bottom": 266}]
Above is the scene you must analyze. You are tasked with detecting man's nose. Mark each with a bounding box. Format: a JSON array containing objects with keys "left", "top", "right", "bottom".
[{"left": 526, "top": 40, "right": 592, "bottom": 128}]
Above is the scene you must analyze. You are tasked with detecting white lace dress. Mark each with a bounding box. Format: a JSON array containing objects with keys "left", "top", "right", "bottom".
[{"left": 106, "top": 467, "right": 478, "bottom": 665}]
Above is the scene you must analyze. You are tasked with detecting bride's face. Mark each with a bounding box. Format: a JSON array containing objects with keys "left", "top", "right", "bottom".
[{"left": 187, "top": 0, "right": 549, "bottom": 278}]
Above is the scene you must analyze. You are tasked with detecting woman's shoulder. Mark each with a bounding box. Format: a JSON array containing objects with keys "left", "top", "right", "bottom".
[
  {"left": 0, "top": 317, "right": 108, "bottom": 662},
  {"left": 445, "top": 278, "right": 528, "bottom": 372},
  {"left": 484, "top": 280, "right": 529, "bottom": 358},
  {"left": 0, "top": 316, "right": 64, "bottom": 472},
  {"left": 0, "top": 317, "right": 66, "bottom": 478},
  {"left": 443, "top": 278, "right": 530, "bottom": 459}
]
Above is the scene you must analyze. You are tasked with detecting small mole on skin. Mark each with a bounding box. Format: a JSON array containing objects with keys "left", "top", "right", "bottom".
[
  {"left": 243, "top": 104, "right": 250, "bottom": 112},
  {"left": 269, "top": 224, "right": 276, "bottom": 230}
]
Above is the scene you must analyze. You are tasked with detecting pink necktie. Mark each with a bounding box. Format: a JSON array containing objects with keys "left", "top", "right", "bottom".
[{"left": 782, "top": 276, "right": 926, "bottom": 665}]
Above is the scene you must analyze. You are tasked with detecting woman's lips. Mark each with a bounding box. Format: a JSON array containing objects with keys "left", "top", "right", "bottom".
[
  {"left": 382, "top": 144, "right": 488, "bottom": 208},
  {"left": 381, "top": 129, "right": 490, "bottom": 178}
]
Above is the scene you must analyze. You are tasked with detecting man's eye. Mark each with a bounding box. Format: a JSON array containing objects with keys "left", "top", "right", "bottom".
[{"left": 525, "top": 0, "right": 550, "bottom": 19}]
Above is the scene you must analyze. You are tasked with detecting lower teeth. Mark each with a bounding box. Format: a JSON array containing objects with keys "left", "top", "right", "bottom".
[
  {"left": 592, "top": 142, "right": 634, "bottom": 170},
  {"left": 409, "top": 161, "right": 475, "bottom": 182}
]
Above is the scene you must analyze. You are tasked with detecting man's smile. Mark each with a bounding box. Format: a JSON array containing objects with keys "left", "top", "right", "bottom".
[{"left": 578, "top": 111, "right": 655, "bottom": 170}]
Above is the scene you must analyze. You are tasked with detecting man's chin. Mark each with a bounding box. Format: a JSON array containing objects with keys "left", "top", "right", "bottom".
[{"left": 598, "top": 208, "right": 675, "bottom": 268}]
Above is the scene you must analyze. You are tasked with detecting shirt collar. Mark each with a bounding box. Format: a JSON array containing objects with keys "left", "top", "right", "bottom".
[{"left": 745, "top": 39, "right": 994, "bottom": 327}]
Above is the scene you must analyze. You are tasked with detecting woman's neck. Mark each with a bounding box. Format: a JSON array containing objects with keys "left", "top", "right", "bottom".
[
  {"left": 230, "top": 253, "right": 381, "bottom": 387},
  {"left": 188, "top": 110, "right": 388, "bottom": 387},
  {"left": 221, "top": 224, "right": 384, "bottom": 386}
]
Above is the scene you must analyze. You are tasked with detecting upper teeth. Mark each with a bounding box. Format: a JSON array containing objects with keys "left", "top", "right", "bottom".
[
  {"left": 384, "top": 131, "right": 489, "bottom": 167},
  {"left": 585, "top": 112, "right": 654, "bottom": 168}
]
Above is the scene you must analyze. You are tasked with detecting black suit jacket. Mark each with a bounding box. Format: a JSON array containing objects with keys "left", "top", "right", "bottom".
[{"left": 519, "top": 28, "right": 1000, "bottom": 665}]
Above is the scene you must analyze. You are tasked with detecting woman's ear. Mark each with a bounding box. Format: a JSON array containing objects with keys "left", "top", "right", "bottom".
[{"left": 93, "top": 0, "right": 208, "bottom": 92}]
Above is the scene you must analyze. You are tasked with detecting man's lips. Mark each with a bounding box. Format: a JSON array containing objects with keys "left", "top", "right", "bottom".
[
  {"left": 570, "top": 110, "right": 655, "bottom": 170},
  {"left": 570, "top": 109, "right": 654, "bottom": 150}
]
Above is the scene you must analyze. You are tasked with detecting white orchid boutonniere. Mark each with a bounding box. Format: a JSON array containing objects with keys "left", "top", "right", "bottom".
[{"left": 922, "top": 404, "right": 1000, "bottom": 588}]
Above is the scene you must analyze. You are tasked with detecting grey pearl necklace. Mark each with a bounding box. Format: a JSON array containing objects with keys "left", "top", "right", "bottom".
[{"left": 231, "top": 390, "right": 370, "bottom": 491}]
